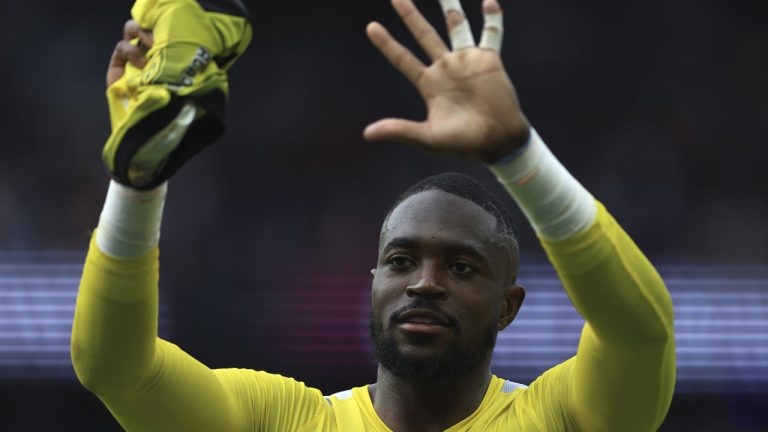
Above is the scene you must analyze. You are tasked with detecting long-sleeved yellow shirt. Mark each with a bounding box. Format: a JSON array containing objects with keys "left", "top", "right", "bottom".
[{"left": 71, "top": 201, "right": 675, "bottom": 431}]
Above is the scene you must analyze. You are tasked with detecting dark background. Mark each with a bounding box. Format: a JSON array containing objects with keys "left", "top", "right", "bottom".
[{"left": 1, "top": 0, "right": 767, "bottom": 430}]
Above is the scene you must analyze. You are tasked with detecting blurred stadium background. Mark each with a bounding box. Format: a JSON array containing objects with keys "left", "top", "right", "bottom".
[{"left": 1, "top": 0, "right": 767, "bottom": 430}]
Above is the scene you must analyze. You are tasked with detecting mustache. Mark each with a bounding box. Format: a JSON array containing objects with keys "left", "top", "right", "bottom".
[{"left": 388, "top": 299, "right": 459, "bottom": 328}]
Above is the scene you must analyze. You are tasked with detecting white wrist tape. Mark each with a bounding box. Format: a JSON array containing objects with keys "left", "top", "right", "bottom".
[
  {"left": 95, "top": 180, "right": 167, "bottom": 257},
  {"left": 489, "top": 129, "right": 596, "bottom": 241}
]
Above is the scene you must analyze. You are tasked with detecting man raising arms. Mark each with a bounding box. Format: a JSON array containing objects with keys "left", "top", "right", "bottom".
[{"left": 72, "top": 0, "right": 676, "bottom": 430}]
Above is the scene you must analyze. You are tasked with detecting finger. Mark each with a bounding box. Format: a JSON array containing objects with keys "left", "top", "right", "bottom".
[
  {"left": 364, "top": 118, "right": 431, "bottom": 147},
  {"left": 390, "top": 0, "right": 449, "bottom": 61},
  {"left": 123, "top": 20, "right": 141, "bottom": 40},
  {"left": 123, "top": 19, "right": 154, "bottom": 49},
  {"left": 114, "top": 40, "right": 149, "bottom": 69},
  {"left": 478, "top": 0, "right": 504, "bottom": 52},
  {"left": 438, "top": 0, "right": 475, "bottom": 51},
  {"left": 367, "top": 22, "right": 427, "bottom": 86},
  {"left": 106, "top": 40, "right": 148, "bottom": 86}
]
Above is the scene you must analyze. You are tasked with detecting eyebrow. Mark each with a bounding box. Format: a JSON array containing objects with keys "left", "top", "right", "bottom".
[{"left": 382, "top": 236, "right": 490, "bottom": 263}]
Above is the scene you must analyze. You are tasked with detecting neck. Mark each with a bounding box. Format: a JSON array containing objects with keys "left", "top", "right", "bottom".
[{"left": 370, "top": 363, "right": 493, "bottom": 432}]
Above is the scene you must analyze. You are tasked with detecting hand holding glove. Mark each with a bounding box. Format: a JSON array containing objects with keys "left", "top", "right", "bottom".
[{"left": 103, "top": 0, "right": 252, "bottom": 189}]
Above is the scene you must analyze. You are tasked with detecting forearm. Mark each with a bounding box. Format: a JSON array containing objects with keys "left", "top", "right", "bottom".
[
  {"left": 71, "top": 183, "right": 243, "bottom": 430},
  {"left": 489, "top": 128, "right": 595, "bottom": 241},
  {"left": 489, "top": 128, "right": 673, "bottom": 340},
  {"left": 72, "top": 180, "right": 166, "bottom": 391},
  {"left": 540, "top": 203, "right": 673, "bottom": 342},
  {"left": 543, "top": 212, "right": 675, "bottom": 431},
  {"left": 490, "top": 128, "right": 675, "bottom": 430},
  {"left": 73, "top": 0, "right": 256, "bottom": 426},
  {"left": 71, "top": 237, "right": 160, "bottom": 394}
]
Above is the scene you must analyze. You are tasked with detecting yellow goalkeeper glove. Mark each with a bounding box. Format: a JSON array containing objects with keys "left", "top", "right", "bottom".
[{"left": 103, "top": 0, "right": 252, "bottom": 189}]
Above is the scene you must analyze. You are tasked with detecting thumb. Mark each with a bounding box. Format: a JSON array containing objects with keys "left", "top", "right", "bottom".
[{"left": 363, "top": 118, "right": 431, "bottom": 147}]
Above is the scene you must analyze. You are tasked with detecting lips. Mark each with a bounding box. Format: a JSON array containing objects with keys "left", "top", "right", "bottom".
[{"left": 396, "top": 308, "right": 451, "bottom": 327}]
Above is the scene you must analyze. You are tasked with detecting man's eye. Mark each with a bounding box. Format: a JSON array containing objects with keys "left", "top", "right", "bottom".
[
  {"left": 388, "top": 256, "right": 414, "bottom": 268},
  {"left": 450, "top": 262, "right": 475, "bottom": 275}
]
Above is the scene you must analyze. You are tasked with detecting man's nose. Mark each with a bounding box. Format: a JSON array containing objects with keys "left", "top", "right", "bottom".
[{"left": 405, "top": 264, "right": 447, "bottom": 300}]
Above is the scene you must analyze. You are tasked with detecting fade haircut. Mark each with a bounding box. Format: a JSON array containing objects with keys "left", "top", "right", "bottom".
[{"left": 384, "top": 172, "right": 519, "bottom": 252}]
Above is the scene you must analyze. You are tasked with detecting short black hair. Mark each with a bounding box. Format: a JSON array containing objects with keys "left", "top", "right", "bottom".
[{"left": 385, "top": 172, "right": 518, "bottom": 246}]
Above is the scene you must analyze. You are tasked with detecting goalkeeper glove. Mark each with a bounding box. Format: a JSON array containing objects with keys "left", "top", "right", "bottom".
[{"left": 103, "top": 0, "right": 252, "bottom": 190}]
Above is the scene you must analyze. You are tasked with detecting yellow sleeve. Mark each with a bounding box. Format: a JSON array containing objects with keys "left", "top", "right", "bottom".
[
  {"left": 71, "top": 236, "right": 326, "bottom": 431},
  {"left": 518, "top": 201, "right": 676, "bottom": 431}
]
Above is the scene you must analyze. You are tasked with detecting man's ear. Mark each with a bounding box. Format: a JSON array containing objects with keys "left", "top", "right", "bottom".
[
  {"left": 370, "top": 268, "right": 376, "bottom": 278},
  {"left": 498, "top": 284, "right": 525, "bottom": 331}
]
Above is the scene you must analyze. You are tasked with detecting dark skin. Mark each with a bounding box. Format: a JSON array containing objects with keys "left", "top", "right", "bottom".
[
  {"left": 363, "top": 0, "right": 531, "bottom": 162},
  {"left": 362, "top": 0, "right": 534, "bottom": 428},
  {"left": 370, "top": 190, "right": 525, "bottom": 432},
  {"left": 109, "top": 0, "right": 531, "bottom": 430}
]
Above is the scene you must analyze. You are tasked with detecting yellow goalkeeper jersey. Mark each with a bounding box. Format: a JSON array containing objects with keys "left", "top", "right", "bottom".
[{"left": 71, "top": 202, "right": 675, "bottom": 431}]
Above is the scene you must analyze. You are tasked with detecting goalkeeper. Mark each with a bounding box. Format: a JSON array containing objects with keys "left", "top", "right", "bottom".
[{"left": 72, "top": 0, "right": 676, "bottom": 430}]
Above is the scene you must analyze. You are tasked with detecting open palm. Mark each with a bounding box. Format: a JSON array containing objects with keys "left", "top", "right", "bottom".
[{"left": 364, "top": 0, "right": 531, "bottom": 163}]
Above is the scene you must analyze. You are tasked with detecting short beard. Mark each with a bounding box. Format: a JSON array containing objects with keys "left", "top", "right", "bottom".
[{"left": 369, "top": 309, "right": 497, "bottom": 383}]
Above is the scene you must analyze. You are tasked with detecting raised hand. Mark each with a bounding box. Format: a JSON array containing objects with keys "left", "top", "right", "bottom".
[
  {"left": 101, "top": 0, "right": 252, "bottom": 190},
  {"left": 364, "top": 0, "right": 531, "bottom": 163}
]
